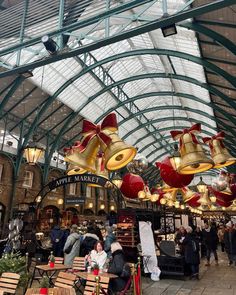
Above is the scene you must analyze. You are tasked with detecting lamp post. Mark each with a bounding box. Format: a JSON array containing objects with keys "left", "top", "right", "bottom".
[{"left": 197, "top": 177, "right": 207, "bottom": 194}]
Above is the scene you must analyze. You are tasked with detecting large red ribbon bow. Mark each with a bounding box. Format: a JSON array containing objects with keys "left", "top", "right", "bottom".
[
  {"left": 81, "top": 113, "right": 118, "bottom": 149},
  {"left": 64, "top": 141, "right": 84, "bottom": 155},
  {"left": 170, "top": 123, "right": 201, "bottom": 149},
  {"left": 202, "top": 131, "right": 225, "bottom": 150}
]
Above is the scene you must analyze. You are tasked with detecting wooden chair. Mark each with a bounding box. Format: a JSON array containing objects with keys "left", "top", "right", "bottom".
[
  {"left": 29, "top": 257, "right": 42, "bottom": 287},
  {"left": 0, "top": 272, "right": 20, "bottom": 294},
  {"left": 84, "top": 275, "right": 109, "bottom": 295},
  {"left": 72, "top": 257, "right": 86, "bottom": 272},
  {"left": 54, "top": 257, "right": 64, "bottom": 264},
  {"left": 54, "top": 271, "right": 76, "bottom": 289}
]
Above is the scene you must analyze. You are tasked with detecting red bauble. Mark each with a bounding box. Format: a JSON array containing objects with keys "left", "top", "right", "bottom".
[
  {"left": 211, "top": 188, "right": 234, "bottom": 203},
  {"left": 120, "top": 173, "right": 145, "bottom": 199},
  {"left": 216, "top": 198, "right": 232, "bottom": 208},
  {"left": 156, "top": 157, "right": 194, "bottom": 188}
]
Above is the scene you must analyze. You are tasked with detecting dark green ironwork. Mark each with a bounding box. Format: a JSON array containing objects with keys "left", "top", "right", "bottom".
[{"left": 0, "top": 0, "right": 234, "bottom": 77}]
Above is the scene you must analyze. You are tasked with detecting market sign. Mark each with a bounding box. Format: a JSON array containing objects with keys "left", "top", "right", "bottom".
[
  {"left": 65, "top": 197, "right": 85, "bottom": 205},
  {"left": 48, "top": 174, "right": 109, "bottom": 191}
]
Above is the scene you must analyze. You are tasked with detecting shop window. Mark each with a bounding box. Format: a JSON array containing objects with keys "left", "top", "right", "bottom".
[
  {"left": 86, "top": 186, "right": 92, "bottom": 198},
  {"left": 99, "top": 188, "right": 104, "bottom": 200},
  {"left": 22, "top": 171, "right": 33, "bottom": 188},
  {"left": 0, "top": 164, "right": 3, "bottom": 182},
  {"left": 69, "top": 183, "right": 76, "bottom": 195}
]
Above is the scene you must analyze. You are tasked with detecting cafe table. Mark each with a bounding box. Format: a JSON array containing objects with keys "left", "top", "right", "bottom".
[
  {"left": 76, "top": 271, "right": 118, "bottom": 280},
  {"left": 25, "top": 288, "right": 76, "bottom": 295},
  {"left": 36, "top": 264, "right": 71, "bottom": 286}
]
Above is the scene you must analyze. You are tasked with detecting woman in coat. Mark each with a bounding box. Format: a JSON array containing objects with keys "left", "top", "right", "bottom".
[
  {"left": 183, "top": 226, "right": 200, "bottom": 280},
  {"left": 63, "top": 224, "right": 81, "bottom": 266},
  {"left": 202, "top": 222, "right": 219, "bottom": 266},
  {"left": 108, "top": 242, "right": 129, "bottom": 292}
]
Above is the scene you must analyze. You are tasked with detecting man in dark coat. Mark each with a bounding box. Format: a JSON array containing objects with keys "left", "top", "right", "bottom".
[
  {"left": 202, "top": 222, "right": 219, "bottom": 266},
  {"left": 108, "top": 242, "right": 129, "bottom": 292},
  {"left": 224, "top": 221, "right": 236, "bottom": 266},
  {"left": 183, "top": 226, "right": 200, "bottom": 280},
  {"left": 50, "top": 225, "right": 64, "bottom": 257}
]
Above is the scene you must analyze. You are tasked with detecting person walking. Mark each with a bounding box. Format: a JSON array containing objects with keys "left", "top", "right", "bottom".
[
  {"left": 80, "top": 226, "right": 99, "bottom": 257},
  {"left": 183, "top": 226, "right": 200, "bottom": 280},
  {"left": 50, "top": 225, "right": 64, "bottom": 257},
  {"left": 63, "top": 224, "right": 81, "bottom": 266},
  {"left": 224, "top": 221, "right": 236, "bottom": 266},
  {"left": 217, "top": 224, "right": 225, "bottom": 252},
  {"left": 202, "top": 222, "right": 219, "bottom": 266}
]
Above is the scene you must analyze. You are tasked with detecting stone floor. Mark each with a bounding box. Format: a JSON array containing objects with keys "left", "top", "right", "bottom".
[{"left": 142, "top": 252, "right": 236, "bottom": 295}]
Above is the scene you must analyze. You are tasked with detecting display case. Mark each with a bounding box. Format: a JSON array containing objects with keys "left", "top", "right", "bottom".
[{"left": 116, "top": 222, "right": 137, "bottom": 248}]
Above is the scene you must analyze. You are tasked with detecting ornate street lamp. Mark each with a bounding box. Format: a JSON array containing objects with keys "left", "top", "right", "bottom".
[
  {"left": 23, "top": 136, "right": 44, "bottom": 165},
  {"left": 111, "top": 172, "right": 123, "bottom": 189},
  {"left": 197, "top": 176, "right": 207, "bottom": 194}
]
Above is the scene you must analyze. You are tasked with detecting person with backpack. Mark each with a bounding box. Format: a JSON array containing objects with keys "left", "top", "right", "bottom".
[
  {"left": 183, "top": 226, "right": 200, "bottom": 280},
  {"left": 63, "top": 224, "right": 81, "bottom": 266}
]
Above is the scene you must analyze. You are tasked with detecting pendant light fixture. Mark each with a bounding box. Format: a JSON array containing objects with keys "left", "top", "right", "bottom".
[
  {"left": 111, "top": 172, "right": 123, "bottom": 189},
  {"left": 23, "top": 135, "right": 44, "bottom": 165},
  {"left": 197, "top": 177, "right": 208, "bottom": 194}
]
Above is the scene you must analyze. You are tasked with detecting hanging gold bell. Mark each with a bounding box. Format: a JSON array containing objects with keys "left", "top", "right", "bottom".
[
  {"left": 182, "top": 187, "right": 197, "bottom": 203},
  {"left": 178, "top": 133, "right": 213, "bottom": 174},
  {"left": 162, "top": 182, "right": 177, "bottom": 192},
  {"left": 204, "top": 137, "right": 236, "bottom": 169},
  {"left": 88, "top": 153, "right": 109, "bottom": 188},
  {"left": 67, "top": 163, "right": 87, "bottom": 175},
  {"left": 64, "top": 137, "right": 99, "bottom": 173},
  {"left": 102, "top": 131, "right": 137, "bottom": 171}
]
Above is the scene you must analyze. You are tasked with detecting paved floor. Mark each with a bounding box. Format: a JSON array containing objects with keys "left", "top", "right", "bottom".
[{"left": 142, "top": 252, "right": 236, "bottom": 295}]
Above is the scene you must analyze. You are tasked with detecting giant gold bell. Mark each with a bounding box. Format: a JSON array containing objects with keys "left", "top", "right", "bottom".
[
  {"left": 178, "top": 134, "right": 213, "bottom": 174},
  {"left": 102, "top": 131, "right": 137, "bottom": 171},
  {"left": 88, "top": 154, "right": 109, "bottom": 188},
  {"left": 210, "top": 139, "right": 236, "bottom": 169},
  {"left": 67, "top": 163, "right": 87, "bottom": 175},
  {"left": 64, "top": 137, "right": 99, "bottom": 173}
]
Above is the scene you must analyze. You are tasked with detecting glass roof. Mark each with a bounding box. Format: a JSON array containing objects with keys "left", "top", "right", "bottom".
[{"left": 1, "top": 0, "right": 234, "bottom": 187}]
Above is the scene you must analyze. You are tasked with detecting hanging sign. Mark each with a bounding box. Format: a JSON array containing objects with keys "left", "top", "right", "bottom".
[
  {"left": 48, "top": 174, "right": 109, "bottom": 191},
  {"left": 65, "top": 197, "right": 85, "bottom": 205}
]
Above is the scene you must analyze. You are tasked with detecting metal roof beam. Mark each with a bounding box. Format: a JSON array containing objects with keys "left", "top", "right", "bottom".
[
  {"left": 0, "top": 0, "right": 235, "bottom": 77},
  {"left": 96, "top": 91, "right": 233, "bottom": 127},
  {"left": 196, "top": 20, "right": 236, "bottom": 29}
]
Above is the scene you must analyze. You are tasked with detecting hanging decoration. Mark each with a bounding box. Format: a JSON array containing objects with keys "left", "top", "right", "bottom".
[
  {"left": 181, "top": 187, "right": 201, "bottom": 207},
  {"left": 156, "top": 156, "right": 193, "bottom": 188},
  {"left": 211, "top": 171, "right": 232, "bottom": 195},
  {"left": 120, "top": 173, "right": 145, "bottom": 199},
  {"left": 88, "top": 152, "right": 109, "bottom": 187},
  {"left": 138, "top": 185, "right": 160, "bottom": 202},
  {"left": 126, "top": 154, "right": 148, "bottom": 175},
  {"left": 64, "top": 113, "right": 136, "bottom": 172},
  {"left": 170, "top": 123, "right": 213, "bottom": 174},
  {"left": 203, "top": 132, "right": 236, "bottom": 169}
]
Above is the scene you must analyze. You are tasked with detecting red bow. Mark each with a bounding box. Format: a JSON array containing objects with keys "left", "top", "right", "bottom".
[
  {"left": 81, "top": 113, "right": 117, "bottom": 149},
  {"left": 170, "top": 123, "right": 201, "bottom": 150},
  {"left": 202, "top": 131, "right": 225, "bottom": 150},
  {"left": 64, "top": 141, "right": 84, "bottom": 155}
]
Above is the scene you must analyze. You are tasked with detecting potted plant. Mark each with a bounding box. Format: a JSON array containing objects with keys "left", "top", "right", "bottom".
[
  {"left": 40, "top": 276, "right": 49, "bottom": 294},
  {"left": 92, "top": 263, "right": 99, "bottom": 275},
  {"left": 48, "top": 251, "right": 55, "bottom": 268}
]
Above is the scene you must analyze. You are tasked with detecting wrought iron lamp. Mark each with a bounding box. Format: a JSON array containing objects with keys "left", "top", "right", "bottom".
[
  {"left": 197, "top": 177, "right": 207, "bottom": 194},
  {"left": 23, "top": 136, "right": 44, "bottom": 165},
  {"left": 111, "top": 172, "right": 123, "bottom": 189}
]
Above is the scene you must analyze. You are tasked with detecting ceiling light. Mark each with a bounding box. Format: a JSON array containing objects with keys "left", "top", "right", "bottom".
[
  {"left": 41, "top": 35, "right": 58, "bottom": 55},
  {"left": 161, "top": 23, "right": 177, "bottom": 37}
]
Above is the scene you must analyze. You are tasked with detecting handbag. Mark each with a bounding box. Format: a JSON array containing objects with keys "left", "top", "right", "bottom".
[{"left": 64, "top": 237, "right": 78, "bottom": 254}]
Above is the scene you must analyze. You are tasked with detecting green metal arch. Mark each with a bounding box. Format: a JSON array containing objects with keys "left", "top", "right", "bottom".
[
  {"left": 21, "top": 49, "right": 236, "bottom": 152},
  {"left": 56, "top": 73, "right": 236, "bottom": 151},
  {"left": 95, "top": 91, "right": 233, "bottom": 125},
  {"left": 118, "top": 105, "right": 236, "bottom": 136}
]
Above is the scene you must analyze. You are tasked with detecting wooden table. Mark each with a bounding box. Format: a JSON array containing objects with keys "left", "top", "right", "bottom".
[
  {"left": 25, "top": 288, "right": 76, "bottom": 295},
  {"left": 76, "top": 271, "right": 118, "bottom": 280},
  {"left": 36, "top": 264, "right": 71, "bottom": 286}
]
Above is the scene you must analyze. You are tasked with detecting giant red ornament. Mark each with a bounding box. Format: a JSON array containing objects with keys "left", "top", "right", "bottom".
[
  {"left": 156, "top": 157, "right": 194, "bottom": 188},
  {"left": 230, "top": 174, "right": 236, "bottom": 197},
  {"left": 209, "top": 187, "right": 234, "bottom": 207},
  {"left": 120, "top": 173, "right": 145, "bottom": 199}
]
